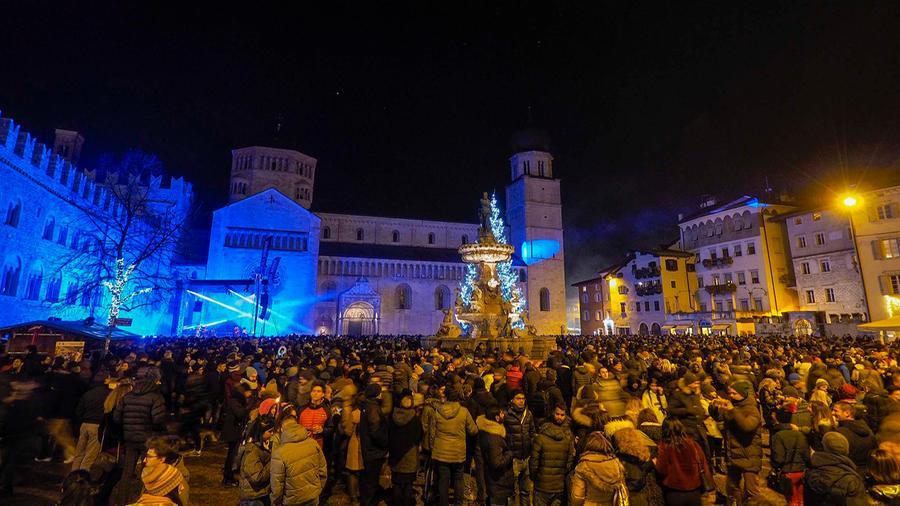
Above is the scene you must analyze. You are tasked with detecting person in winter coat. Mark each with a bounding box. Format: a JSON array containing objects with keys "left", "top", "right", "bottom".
[
  {"left": 146, "top": 436, "right": 191, "bottom": 506},
  {"left": 615, "top": 427, "right": 663, "bottom": 506},
  {"left": 804, "top": 431, "right": 867, "bottom": 505},
  {"left": 771, "top": 407, "right": 811, "bottom": 506},
  {"left": 530, "top": 404, "right": 575, "bottom": 506},
  {"left": 357, "top": 384, "right": 388, "bottom": 506},
  {"left": 570, "top": 431, "right": 627, "bottom": 506},
  {"left": 297, "top": 381, "right": 332, "bottom": 449},
  {"left": 180, "top": 363, "right": 209, "bottom": 456},
  {"left": 667, "top": 371, "right": 709, "bottom": 453},
  {"left": 491, "top": 368, "right": 511, "bottom": 407},
  {"left": 655, "top": 417, "right": 710, "bottom": 506},
  {"left": 388, "top": 391, "right": 422, "bottom": 506},
  {"left": 505, "top": 389, "right": 536, "bottom": 506},
  {"left": 222, "top": 384, "right": 251, "bottom": 487},
  {"left": 430, "top": 388, "right": 478, "bottom": 506},
  {"left": 72, "top": 373, "right": 110, "bottom": 472},
  {"left": 866, "top": 449, "right": 900, "bottom": 506},
  {"left": 270, "top": 417, "right": 327, "bottom": 506},
  {"left": 478, "top": 404, "right": 516, "bottom": 506},
  {"left": 529, "top": 371, "right": 564, "bottom": 426},
  {"left": 708, "top": 380, "right": 762, "bottom": 504},
  {"left": 641, "top": 377, "right": 667, "bottom": 423},
  {"left": 239, "top": 415, "right": 275, "bottom": 505},
  {"left": 833, "top": 401, "right": 877, "bottom": 477},
  {"left": 113, "top": 366, "right": 167, "bottom": 506}
]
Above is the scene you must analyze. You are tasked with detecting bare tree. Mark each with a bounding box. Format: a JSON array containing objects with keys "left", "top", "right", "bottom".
[{"left": 51, "top": 150, "right": 192, "bottom": 351}]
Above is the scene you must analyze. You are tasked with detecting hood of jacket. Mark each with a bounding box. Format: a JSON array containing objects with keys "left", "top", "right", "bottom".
[
  {"left": 840, "top": 419, "right": 872, "bottom": 437},
  {"left": 539, "top": 420, "right": 571, "bottom": 441},
  {"left": 133, "top": 379, "right": 160, "bottom": 395},
  {"left": 578, "top": 453, "right": 623, "bottom": 490},
  {"left": 279, "top": 419, "right": 310, "bottom": 445},
  {"left": 392, "top": 406, "right": 417, "bottom": 427},
  {"left": 572, "top": 406, "right": 593, "bottom": 428},
  {"left": 476, "top": 415, "right": 506, "bottom": 438},
  {"left": 810, "top": 449, "right": 858, "bottom": 470},
  {"left": 437, "top": 401, "right": 462, "bottom": 419}
]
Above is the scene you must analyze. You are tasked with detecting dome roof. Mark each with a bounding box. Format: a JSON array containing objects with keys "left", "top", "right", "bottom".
[{"left": 509, "top": 127, "right": 551, "bottom": 154}]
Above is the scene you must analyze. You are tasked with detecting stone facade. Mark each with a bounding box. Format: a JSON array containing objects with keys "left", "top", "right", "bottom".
[
  {"left": 573, "top": 277, "right": 605, "bottom": 335},
  {"left": 0, "top": 113, "right": 192, "bottom": 336},
  {"left": 229, "top": 146, "right": 317, "bottom": 209},
  {"left": 850, "top": 185, "right": 900, "bottom": 322},
  {"left": 782, "top": 208, "right": 868, "bottom": 329}
]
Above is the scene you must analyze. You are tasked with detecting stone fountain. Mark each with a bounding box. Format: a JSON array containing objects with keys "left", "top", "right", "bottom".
[{"left": 423, "top": 193, "right": 556, "bottom": 359}]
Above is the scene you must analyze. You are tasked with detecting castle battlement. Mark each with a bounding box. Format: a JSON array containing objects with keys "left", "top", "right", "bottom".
[{"left": 0, "top": 111, "right": 192, "bottom": 213}]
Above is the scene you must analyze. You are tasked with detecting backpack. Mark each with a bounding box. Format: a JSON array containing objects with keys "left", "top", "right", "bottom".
[{"left": 530, "top": 389, "right": 550, "bottom": 421}]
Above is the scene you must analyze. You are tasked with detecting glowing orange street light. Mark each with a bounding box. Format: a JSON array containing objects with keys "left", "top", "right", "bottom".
[{"left": 842, "top": 195, "right": 859, "bottom": 208}]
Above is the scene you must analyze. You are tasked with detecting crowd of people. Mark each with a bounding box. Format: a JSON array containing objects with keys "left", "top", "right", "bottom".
[{"left": 2, "top": 332, "right": 900, "bottom": 506}]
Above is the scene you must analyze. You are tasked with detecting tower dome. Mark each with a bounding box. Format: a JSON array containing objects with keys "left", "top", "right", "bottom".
[{"left": 509, "top": 127, "right": 551, "bottom": 154}]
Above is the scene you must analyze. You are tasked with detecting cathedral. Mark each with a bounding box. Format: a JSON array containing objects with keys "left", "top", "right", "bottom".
[{"left": 190, "top": 127, "right": 568, "bottom": 336}]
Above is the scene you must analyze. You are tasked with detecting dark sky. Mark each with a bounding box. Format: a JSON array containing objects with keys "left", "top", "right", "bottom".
[{"left": 3, "top": 2, "right": 900, "bottom": 287}]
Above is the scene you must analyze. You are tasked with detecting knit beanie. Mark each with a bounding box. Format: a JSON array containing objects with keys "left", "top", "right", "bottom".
[
  {"left": 258, "top": 398, "right": 277, "bottom": 416},
  {"left": 782, "top": 385, "right": 800, "bottom": 399},
  {"left": 286, "top": 366, "right": 299, "bottom": 378},
  {"left": 730, "top": 380, "right": 753, "bottom": 400},
  {"left": 822, "top": 431, "right": 850, "bottom": 456},
  {"left": 245, "top": 366, "right": 258, "bottom": 378},
  {"left": 227, "top": 361, "right": 240, "bottom": 373},
  {"left": 142, "top": 463, "right": 182, "bottom": 497},
  {"left": 788, "top": 373, "right": 801, "bottom": 383}
]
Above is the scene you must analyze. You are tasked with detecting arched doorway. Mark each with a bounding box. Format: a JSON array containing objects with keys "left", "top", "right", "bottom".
[
  {"left": 342, "top": 301, "right": 376, "bottom": 336},
  {"left": 793, "top": 318, "right": 813, "bottom": 337},
  {"left": 651, "top": 322, "right": 661, "bottom": 335},
  {"left": 638, "top": 322, "right": 649, "bottom": 336}
]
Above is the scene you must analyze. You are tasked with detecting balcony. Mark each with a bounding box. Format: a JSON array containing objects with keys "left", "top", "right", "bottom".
[
  {"left": 670, "top": 310, "right": 737, "bottom": 321},
  {"left": 633, "top": 266, "right": 661, "bottom": 279},
  {"left": 635, "top": 283, "right": 663, "bottom": 296},
  {"left": 705, "top": 282, "right": 737, "bottom": 295},
  {"left": 701, "top": 257, "right": 734, "bottom": 269}
]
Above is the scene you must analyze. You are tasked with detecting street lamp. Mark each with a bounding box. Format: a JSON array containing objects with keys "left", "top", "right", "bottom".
[{"left": 841, "top": 194, "right": 871, "bottom": 323}]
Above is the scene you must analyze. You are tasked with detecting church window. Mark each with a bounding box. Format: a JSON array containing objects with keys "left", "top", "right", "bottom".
[
  {"left": 428, "top": 232, "right": 435, "bottom": 244},
  {"left": 1, "top": 258, "right": 21, "bottom": 297},
  {"left": 271, "top": 160, "right": 277, "bottom": 171},
  {"left": 524, "top": 160, "right": 531, "bottom": 174},
  {"left": 396, "top": 283, "right": 411, "bottom": 309},
  {"left": 392, "top": 230, "right": 400, "bottom": 243},
  {"left": 322, "top": 227, "right": 331, "bottom": 240},
  {"left": 356, "top": 228, "right": 364, "bottom": 241},
  {"left": 538, "top": 160, "right": 545, "bottom": 176},
  {"left": 57, "top": 226, "right": 68, "bottom": 245},
  {"left": 461, "top": 234, "right": 469, "bottom": 245},
  {"left": 5, "top": 200, "right": 21, "bottom": 227},
  {"left": 65, "top": 282, "right": 78, "bottom": 305},
  {"left": 42, "top": 217, "right": 55, "bottom": 240},
  {"left": 24, "top": 268, "right": 42, "bottom": 300},
  {"left": 539, "top": 287, "right": 551, "bottom": 311},
  {"left": 45, "top": 275, "right": 61, "bottom": 302},
  {"left": 519, "top": 270, "right": 527, "bottom": 282},
  {"left": 82, "top": 182, "right": 91, "bottom": 199},
  {"left": 435, "top": 285, "right": 451, "bottom": 310}
]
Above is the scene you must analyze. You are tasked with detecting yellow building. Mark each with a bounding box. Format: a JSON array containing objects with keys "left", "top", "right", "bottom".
[{"left": 847, "top": 184, "right": 900, "bottom": 323}]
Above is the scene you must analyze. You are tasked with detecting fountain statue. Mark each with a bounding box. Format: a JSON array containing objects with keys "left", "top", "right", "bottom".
[{"left": 424, "top": 193, "right": 554, "bottom": 358}]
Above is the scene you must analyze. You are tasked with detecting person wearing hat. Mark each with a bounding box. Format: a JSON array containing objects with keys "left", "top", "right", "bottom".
[
  {"left": 709, "top": 379, "right": 762, "bottom": 503},
  {"left": 667, "top": 370, "right": 709, "bottom": 452},
  {"left": 238, "top": 414, "right": 275, "bottom": 505},
  {"left": 388, "top": 390, "right": 422, "bottom": 506},
  {"left": 803, "top": 431, "right": 866, "bottom": 504},
  {"left": 130, "top": 447, "right": 185, "bottom": 505},
  {"left": 810, "top": 378, "right": 833, "bottom": 407}
]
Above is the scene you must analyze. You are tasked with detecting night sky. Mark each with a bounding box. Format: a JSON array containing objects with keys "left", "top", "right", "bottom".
[{"left": 3, "top": 3, "right": 900, "bottom": 288}]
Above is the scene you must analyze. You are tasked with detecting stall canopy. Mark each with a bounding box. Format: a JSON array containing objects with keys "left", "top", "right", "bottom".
[
  {"left": 1, "top": 319, "right": 140, "bottom": 355},
  {"left": 858, "top": 316, "right": 900, "bottom": 332}
]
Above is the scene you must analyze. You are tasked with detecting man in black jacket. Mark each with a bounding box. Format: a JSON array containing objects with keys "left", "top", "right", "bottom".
[
  {"left": 478, "top": 404, "right": 515, "bottom": 506},
  {"left": 358, "top": 383, "right": 388, "bottom": 506},
  {"left": 113, "top": 366, "right": 167, "bottom": 505},
  {"left": 833, "top": 401, "right": 877, "bottom": 476},
  {"left": 504, "top": 389, "right": 535, "bottom": 506},
  {"left": 71, "top": 373, "right": 109, "bottom": 472},
  {"left": 530, "top": 404, "right": 574, "bottom": 506}
]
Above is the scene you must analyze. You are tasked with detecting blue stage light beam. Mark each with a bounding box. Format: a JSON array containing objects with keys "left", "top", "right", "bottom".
[
  {"left": 186, "top": 290, "right": 252, "bottom": 317},
  {"left": 183, "top": 318, "right": 230, "bottom": 330}
]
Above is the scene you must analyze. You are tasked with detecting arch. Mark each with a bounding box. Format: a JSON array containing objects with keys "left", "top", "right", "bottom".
[
  {"left": 638, "top": 322, "right": 649, "bottom": 336},
  {"left": 322, "top": 226, "right": 331, "bottom": 239},
  {"left": 45, "top": 274, "right": 62, "bottom": 302},
  {"left": 461, "top": 234, "right": 469, "bottom": 245},
  {"left": 539, "top": 287, "right": 551, "bottom": 311},
  {"left": 392, "top": 230, "right": 400, "bottom": 243},
  {"left": 434, "top": 285, "right": 451, "bottom": 310},
  {"left": 1, "top": 257, "right": 22, "bottom": 296},
  {"left": 732, "top": 213, "right": 743, "bottom": 230},
  {"left": 427, "top": 232, "right": 435, "bottom": 245},
  {"left": 396, "top": 283, "right": 411, "bottom": 309},
  {"left": 342, "top": 301, "right": 376, "bottom": 336},
  {"left": 4, "top": 199, "right": 21, "bottom": 227},
  {"left": 793, "top": 318, "right": 813, "bottom": 337},
  {"left": 722, "top": 215, "right": 733, "bottom": 233},
  {"left": 24, "top": 264, "right": 43, "bottom": 300},
  {"left": 356, "top": 228, "right": 364, "bottom": 241},
  {"left": 714, "top": 217, "right": 723, "bottom": 236},
  {"left": 42, "top": 216, "right": 55, "bottom": 240},
  {"left": 651, "top": 322, "right": 661, "bottom": 335}
]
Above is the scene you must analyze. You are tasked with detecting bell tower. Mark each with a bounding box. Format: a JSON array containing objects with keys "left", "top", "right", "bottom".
[
  {"left": 505, "top": 127, "right": 567, "bottom": 335},
  {"left": 229, "top": 146, "right": 317, "bottom": 209}
]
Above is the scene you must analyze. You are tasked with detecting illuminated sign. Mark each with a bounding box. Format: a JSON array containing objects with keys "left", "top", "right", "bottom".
[{"left": 520, "top": 239, "right": 561, "bottom": 265}]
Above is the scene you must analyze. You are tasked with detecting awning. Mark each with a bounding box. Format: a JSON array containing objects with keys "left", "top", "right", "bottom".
[
  {"left": 712, "top": 324, "right": 731, "bottom": 330},
  {"left": 857, "top": 316, "right": 900, "bottom": 332}
]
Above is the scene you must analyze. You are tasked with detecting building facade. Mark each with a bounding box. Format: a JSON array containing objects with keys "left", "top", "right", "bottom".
[
  {"left": 573, "top": 276, "right": 605, "bottom": 335},
  {"left": 190, "top": 129, "right": 567, "bottom": 336},
  {"left": 0, "top": 112, "right": 192, "bottom": 336},
  {"left": 851, "top": 185, "right": 900, "bottom": 322}
]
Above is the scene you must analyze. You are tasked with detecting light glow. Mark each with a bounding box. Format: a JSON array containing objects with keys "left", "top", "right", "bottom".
[{"left": 842, "top": 195, "right": 859, "bottom": 208}]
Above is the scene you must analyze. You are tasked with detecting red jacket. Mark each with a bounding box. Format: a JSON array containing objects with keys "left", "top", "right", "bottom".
[
  {"left": 506, "top": 366, "right": 524, "bottom": 391},
  {"left": 655, "top": 438, "right": 710, "bottom": 491},
  {"left": 298, "top": 402, "right": 332, "bottom": 448}
]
